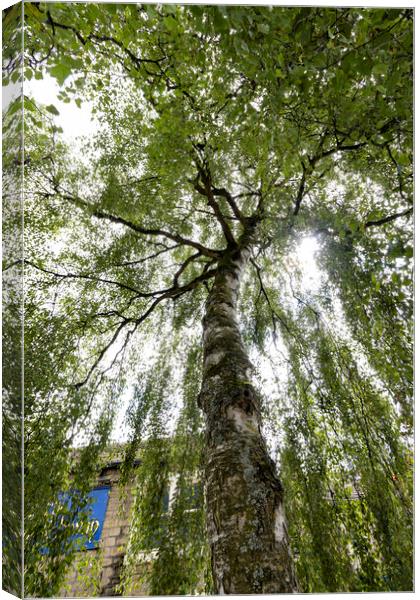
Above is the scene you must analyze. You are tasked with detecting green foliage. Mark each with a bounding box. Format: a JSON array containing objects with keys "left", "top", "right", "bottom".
[
  {"left": 119, "top": 343, "right": 210, "bottom": 595},
  {"left": 2, "top": 7, "right": 24, "bottom": 594},
  {"left": 273, "top": 279, "right": 412, "bottom": 592},
  {"left": 64, "top": 547, "right": 104, "bottom": 597},
  {"left": 319, "top": 233, "right": 413, "bottom": 430}
]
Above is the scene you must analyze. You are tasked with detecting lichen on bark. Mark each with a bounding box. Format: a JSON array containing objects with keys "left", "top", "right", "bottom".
[{"left": 199, "top": 238, "right": 298, "bottom": 594}]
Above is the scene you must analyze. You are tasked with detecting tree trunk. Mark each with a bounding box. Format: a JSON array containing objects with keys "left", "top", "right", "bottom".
[{"left": 199, "top": 231, "right": 299, "bottom": 594}]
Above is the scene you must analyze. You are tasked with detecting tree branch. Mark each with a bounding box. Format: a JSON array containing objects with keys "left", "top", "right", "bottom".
[
  {"left": 212, "top": 186, "right": 246, "bottom": 224},
  {"left": 191, "top": 172, "right": 238, "bottom": 247},
  {"left": 73, "top": 263, "right": 217, "bottom": 388},
  {"left": 45, "top": 9, "right": 167, "bottom": 70},
  {"left": 24, "top": 260, "right": 154, "bottom": 296},
  {"left": 54, "top": 187, "right": 221, "bottom": 259},
  {"left": 251, "top": 258, "right": 279, "bottom": 338},
  {"left": 291, "top": 131, "right": 371, "bottom": 217},
  {"left": 314, "top": 206, "right": 413, "bottom": 238},
  {"left": 364, "top": 206, "right": 413, "bottom": 229},
  {"left": 109, "top": 244, "right": 181, "bottom": 268},
  {"left": 172, "top": 252, "right": 201, "bottom": 287},
  {"left": 75, "top": 318, "right": 131, "bottom": 389},
  {"left": 293, "top": 167, "right": 307, "bottom": 216}
]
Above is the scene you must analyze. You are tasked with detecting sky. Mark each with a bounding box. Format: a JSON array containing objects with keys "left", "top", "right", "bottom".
[{"left": 27, "top": 75, "right": 97, "bottom": 141}]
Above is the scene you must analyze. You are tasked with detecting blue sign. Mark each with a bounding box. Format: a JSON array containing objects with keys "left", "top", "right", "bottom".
[
  {"left": 45, "top": 486, "right": 110, "bottom": 552},
  {"left": 82, "top": 487, "right": 110, "bottom": 550}
]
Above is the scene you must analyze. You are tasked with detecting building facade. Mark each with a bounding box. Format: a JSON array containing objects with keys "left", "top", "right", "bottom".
[
  {"left": 59, "top": 459, "right": 143, "bottom": 597},
  {"left": 57, "top": 455, "right": 202, "bottom": 597}
]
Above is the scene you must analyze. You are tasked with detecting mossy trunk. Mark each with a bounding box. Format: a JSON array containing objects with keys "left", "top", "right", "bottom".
[{"left": 199, "top": 233, "right": 298, "bottom": 594}]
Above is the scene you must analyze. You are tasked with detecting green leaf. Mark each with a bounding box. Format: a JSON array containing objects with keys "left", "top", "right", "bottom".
[
  {"left": 372, "top": 63, "right": 387, "bottom": 77},
  {"left": 7, "top": 100, "right": 21, "bottom": 115},
  {"left": 163, "top": 16, "right": 178, "bottom": 32},
  {"left": 257, "top": 23, "right": 270, "bottom": 34},
  {"left": 45, "top": 104, "right": 60, "bottom": 116},
  {"left": 49, "top": 64, "right": 72, "bottom": 86}
]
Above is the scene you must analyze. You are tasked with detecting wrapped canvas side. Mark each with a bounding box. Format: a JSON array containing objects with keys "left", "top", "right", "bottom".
[{"left": 2, "top": 2, "right": 24, "bottom": 598}]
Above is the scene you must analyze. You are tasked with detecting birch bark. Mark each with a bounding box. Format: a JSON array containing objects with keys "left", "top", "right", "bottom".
[{"left": 199, "top": 228, "right": 298, "bottom": 594}]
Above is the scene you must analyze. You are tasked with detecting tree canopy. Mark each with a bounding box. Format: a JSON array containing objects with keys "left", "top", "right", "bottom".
[{"left": 2, "top": 2, "right": 413, "bottom": 596}]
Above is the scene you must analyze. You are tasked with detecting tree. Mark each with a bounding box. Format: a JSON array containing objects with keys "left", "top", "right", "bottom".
[{"left": 2, "top": 2, "right": 413, "bottom": 596}]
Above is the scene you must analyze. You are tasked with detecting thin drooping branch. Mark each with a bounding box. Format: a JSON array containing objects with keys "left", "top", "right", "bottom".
[
  {"left": 250, "top": 259, "right": 321, "bottom": 382},
  {"left": 84, "top": 297, "right": 140, "bottom": 323},
  {"left": 385, "top": 143, "right": 409, "bottom": 200},
  {"left": 292, "top": 166, "right": 307, "bottom": 216},
  {"left": 73, "top": 263, "right": 218, "bottom": 388},
  {"left": 286, "top": 271, "right": 320, "bottom": 321},
  {"left": 74, "top": 318, "right": 132, "bottom": 389},
  {"left": 25, "top": 251, "right": 217, "bottom": 301},
  {"left": 292, "top": 140, "right": 367, "bottom": 217},
  {"left": 250, "top": 258, "right": 298, "bottom": 340},
  {"left": 109, "top": 244, "right": 181, "bottom": 267},
  {"left": 251, "top": 258, "right": 279, "bottom": 338},
  {"left": 312, "top": 140, "right": 368, "bottom": 162},
  {"left": 172, "top": 252, "right": 201, "bottom": 287},
  {"left": 290, "top": 121, "right": 406, "bottom": 217},
  {"left": 23, "top": 260, "right": 151, "bottom": 296},
  {"left": 314, "top": 205, "right": 413, "bottom": 239},
  {"left": 43, "top": 8, "right": 167, "bottom": 71}
]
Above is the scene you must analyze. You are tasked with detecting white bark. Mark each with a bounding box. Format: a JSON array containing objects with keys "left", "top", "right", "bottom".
[{"left": 199, "top": 244, "right": 299, "bottom": 594}]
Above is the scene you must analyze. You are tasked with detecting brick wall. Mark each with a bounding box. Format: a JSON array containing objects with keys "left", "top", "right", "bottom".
[
  {"left": 58, "top": 463, "right": 137, "bottom": 597},
  {"left": 57, "top": 464, "right": 200, "bottom": 597}
]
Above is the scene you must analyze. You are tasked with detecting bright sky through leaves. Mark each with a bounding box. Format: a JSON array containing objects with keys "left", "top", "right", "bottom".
[{"left": 28, "top": 74, "right": 97, "bottom": 139}]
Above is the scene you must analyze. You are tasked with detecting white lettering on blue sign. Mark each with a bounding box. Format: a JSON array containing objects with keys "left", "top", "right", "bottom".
[{"left": 45, "top": 486, "right": 110, "bottom": 552}]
